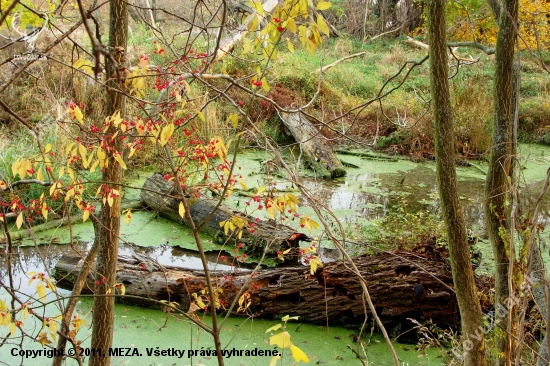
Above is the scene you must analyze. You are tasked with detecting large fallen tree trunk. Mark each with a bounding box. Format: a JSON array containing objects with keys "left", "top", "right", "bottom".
[
  {"left": 53, "top": 249, "right": 490, "bottom": 327},
  {"left": 141, "top": 173, "right": 311, "bottom": 258},
  {"left": 279, "top": 112, "right": 346, "bottom": 179}
]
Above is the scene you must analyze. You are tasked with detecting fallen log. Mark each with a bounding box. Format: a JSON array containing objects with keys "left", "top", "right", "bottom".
[
  {"left": 141, "top": 173, "right": 311, "bottom": 258},
  {"left": 279, "top": 112, "right": 346, "bottom": 179},
  {"left": 52, "top": 249, "right": 489, "bottom": 327}
]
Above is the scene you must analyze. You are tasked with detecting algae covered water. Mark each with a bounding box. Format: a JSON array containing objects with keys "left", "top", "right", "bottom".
[{"left": 3, "top": 144, "right": 550, "bottom": 365}]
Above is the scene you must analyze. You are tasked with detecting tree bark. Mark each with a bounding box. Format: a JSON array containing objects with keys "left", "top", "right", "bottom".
[
  {"left": 89, "top": 1, "right": 128, "bottom": 365},
  {"left": 279, "top": 112, "right": 346, "bottom": 179},
  {"left": 485, "top": 0, "right": 518, "bottom": 361},
  {"left": 53, "top": 249, "right": 490, "bottom": 327},
  {"left": 427, "top": 0, "right": 487, "bottom": 364},
  {"left": 141, "top": 173, "right": 310, "bottom": 258}
]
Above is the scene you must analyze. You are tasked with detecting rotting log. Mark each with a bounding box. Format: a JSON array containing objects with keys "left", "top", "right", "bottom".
[
  {"left": 141, "top": 173, "right": 311, "bottom": 257},
  {"left": 279, "top": 112, "right": 346, "bottom": 179},
  {"left": 53, "top": 249, "right": 490, "bottom": 327}
]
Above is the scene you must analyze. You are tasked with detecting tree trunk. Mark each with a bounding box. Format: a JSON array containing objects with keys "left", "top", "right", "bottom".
[
  {"left": 427, "top": 0, "right": 487, "bottom": 364},
  {"left": 141, "top": 173, "right": 310, "bottom": 258},
  {"left": 485, "top": 0, "right": 518, "bottom": 361},
  {"left": 279, "top": 112, "right": 346, "bottom": 179},
  {"left": 53, "top": 249, "right": 490, "bottom": 327},
  {"left": 89, "top": 1, "right": 128, "bottom": 365}
]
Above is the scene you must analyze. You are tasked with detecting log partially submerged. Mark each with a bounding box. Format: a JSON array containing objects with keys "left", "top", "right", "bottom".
[
  {"left": 141, "top": 173, "right": 310, "bottom": 258},
  {"left": 279, "top": 112, "right": 346, "bottom": 179},
  {"left": 53, "top": 249, "right": 487, "bottom": 327}
]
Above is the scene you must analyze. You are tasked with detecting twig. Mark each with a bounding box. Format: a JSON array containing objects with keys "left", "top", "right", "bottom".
[{"left": 311, "top": 52, "right": 367, "bottom": 74}]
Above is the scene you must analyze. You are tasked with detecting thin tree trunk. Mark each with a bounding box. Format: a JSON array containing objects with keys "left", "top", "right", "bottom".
[
  {"left": 427, "top": 0, "right": 486, "bottom": 364},
  {"left": 485, "top": 0, "right": 518, "bottom": 361},
  {"left": 89, "top": 0, "right": 128, "bottom": 365}
]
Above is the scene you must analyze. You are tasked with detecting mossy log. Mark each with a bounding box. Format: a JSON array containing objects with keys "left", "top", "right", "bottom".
[
  {"left": 141, "top": 173, "right": 311, "bottom": 258},
  {"left": 52, "top": 249, "right": 487, "bottom": 327},
  {"left": 279, "top": 112, "right": 346, "bottom": 179}
]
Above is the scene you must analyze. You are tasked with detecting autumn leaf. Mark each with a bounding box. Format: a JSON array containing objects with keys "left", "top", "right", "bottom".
[
  {"left": 179, "top": 201, "right": 186, "bottom": 218},
  {"left": 269, "top": 355, "right": 281, "bottom": 366},
  {"left": 114, "top": 154, "right": 127, "bottom": 169},
  {"left": 73, "top": 58, "right": 94, "bottom": 75},
  {"left": 15, "top": 213, "right": 23, "bottom": 229},
  {"left": 290, "top": 344, "right": 310, "bottom": 362},
  {"left": 37, "top": 283, "right": 46, "bottom": 301},
  {"left": 123, "top": 210, "right": 132, "bottom": 225},
  {"left": 82, "top": 209, "right": 90, "bottom": 222},
  {"left": 317, "top": 14, "right": 330, "bottom": 36},
  {"left": 227, "top": 113, "right": 239, "bottom": 128},
  {"left": 42, "top": 202, "right": 48, "bottom": 220},
  {"left": 269, "top": 331, "right": 292, "bottom": 349},
  {"left": 316, "top": 1, "right": 332, "bottom": 10},
  {"left": 265, "top": 324, "right": 282, "bottom": 333}
]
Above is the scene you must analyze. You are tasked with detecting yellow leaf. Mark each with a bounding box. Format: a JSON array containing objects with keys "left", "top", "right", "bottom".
[
  {"left": 72, "top": 318, "right": 87, "bottom": 331},
  {"left": 269, "top": 355, "right": 281, "bottom": 366},
  {"left": 179, "top": 201, "right": 186, "bottom": 218},
  {"left": 123, "top": 210, "right": 132, "bottom": 225},
  {"left": 242, "top": 38, "right": 251, "bottom": 55},
  {"left": 42, "top": 202, "right": 48, "bottom": 220},
  {"left": 240, "top": 180, "right": 248, "bottom": 191},
  {"left": 286, "top": 18, "right": 297, "bottom": 33},
  {"left": 261, "top": 77, "right": 270, "bottom": 92},
  {"left": 10, "top": 321, "right": 16, "bottom": 335},
  {"left": 82, "top": 209, "right": 90, "bottom": 222},
  {"left": 160, "top": 123, "right": 175, "bottom": 146},
  {"left": 257, "top": 186, "right": 266, "bottom": 194},
  {"left": 316, "top": 1, "right": 332, "bottom": 10},
  {"left": 44, "top": 143, "right": 52, "bottom": 153},
  {"left": 252, "top": 0, "right": 264, "bottom": 14},
  {"left": 267, "top": 205, "right": 276, "bottom": 219},
  {"left": 265, "top": 324, "right": 282, "bottom": 333},
  {"left": 2, "top": 312, "right": 11, "bottom": 326},
  {"left": 11, "top": 160, "right": 20, "bottom": 177},
  {"left": 317, "top": 14, "right": 330, "bottom": 36},
  {"left": 227, "top": 113, "right": 239, "bottom": 128},
  {"left": 290, "top": 344, "right": 310, "bottom": 362},
  {"left": 107, "top": 196, "right": 114, "bottom": 207},
  {"left": 310, "top": 219, "right": 320, "bottom": 229},
  {"left": 36, "top": 167, "right": 44, "bottom": 182},
  {"left": 197, "top": 110, "right": 206, "bottom": 123},
  {"left": 287, "top": 38, "right": 295, "bottom": 53},
  {"left": 114, "top": 154, "right": 127, "bottom": 169},
  {"left": 269, "top": 331, "right": 292, "bottom": 349},
  {"left": 78, "top": 143, "right": 87, "bottom": 161},
  {"left": 71, "top": 105, "right": 84, "bottom": 124},
  {"left": 73, "top": 58, "right": 94, "bottom": 75},
  {"left": 111, "top": 111, "right": 123, "bottom": 126},
  {"left": 310, "top": 259, "right": 318, "bottom": 274},
  {"left": 247, "top": 14, "right": 259, "bottom": 32},
  {"left": 136, "top": 119, "right": 146, "bottom": 136},
  {"left": 119, "top": 284, "right": 126, "bottom": 295},
  {"left": 88, "top": 159, "right": 99, "bottom": 173},
  {"left": 37, "top": 283, "right": 46, "bottom": 301},
  {"left": 16, "top": 213, "right": 23, "bottom": 230}
]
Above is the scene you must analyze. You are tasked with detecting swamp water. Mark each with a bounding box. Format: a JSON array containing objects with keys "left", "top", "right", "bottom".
[{"left": 2, "top": 144, "right": 550, "bottom": 365}]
